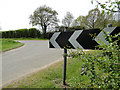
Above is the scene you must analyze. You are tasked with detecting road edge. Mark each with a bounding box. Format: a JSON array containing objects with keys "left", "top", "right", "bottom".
[{"left": 2, "top": 57, "right": 63, "bottom": 88}]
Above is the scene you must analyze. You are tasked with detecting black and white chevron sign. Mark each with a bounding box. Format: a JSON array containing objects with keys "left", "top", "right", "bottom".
[{"left": 49, "top": 27, "right": 120, "bottom": 49}]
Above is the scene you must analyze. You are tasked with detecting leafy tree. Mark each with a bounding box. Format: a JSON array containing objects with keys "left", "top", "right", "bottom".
[
  {"left": 62, "top": 12, "right": 74, "bottom": 28},
  {"left": 92, "top": 0, "right": 120, "bottom": 26},
  {"left": 29, "top": 5, "right": 59, "bottom": 37},
  {"left": 99, "top": 12, "right": 117, "bottom": 29},
  {"left": 75, "top": 8, "right": 102, "bottom": 29},
  {"left": 75, "top": 8, "right": 117, "bottom": 29},
  {"left": 92, "top": 0, "right": 120, "bottom": 13},
  {"left": 75, "top": 16, "right": 85, "bottom": 26},
  {"left": 82, "top": 8, "right": 101, "bottom": 29}
]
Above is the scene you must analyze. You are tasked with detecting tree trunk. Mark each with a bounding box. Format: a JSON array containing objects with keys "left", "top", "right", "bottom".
[{"left": 43, "top": 24, "right": 47, "bottom": 38}]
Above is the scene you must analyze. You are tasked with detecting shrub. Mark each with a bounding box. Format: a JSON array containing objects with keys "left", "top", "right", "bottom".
[{"left": 69, "top": 31, "right": 120, "bottom": 88}]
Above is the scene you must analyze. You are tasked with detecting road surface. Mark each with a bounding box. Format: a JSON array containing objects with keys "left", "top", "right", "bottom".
[{"left": 2, "top": 40, "right": 63, "bottom": 85}]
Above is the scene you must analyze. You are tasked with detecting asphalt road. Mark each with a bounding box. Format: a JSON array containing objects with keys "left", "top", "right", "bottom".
[{"left": 2, "top": 40, "right": 63, "bottom": 85}]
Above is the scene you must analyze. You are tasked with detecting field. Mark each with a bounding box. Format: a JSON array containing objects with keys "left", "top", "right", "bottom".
[{"left": 0, "top": 39, "right": 24, "bottom": 52}]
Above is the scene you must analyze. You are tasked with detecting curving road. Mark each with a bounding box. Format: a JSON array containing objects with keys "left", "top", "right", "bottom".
[{"left": 2, "top": 40, "right": 63, "bottom": 85}]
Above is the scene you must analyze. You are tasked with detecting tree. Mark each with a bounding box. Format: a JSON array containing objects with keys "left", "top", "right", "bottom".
[
  {"left": 92, "top": 0, "right": 120, "bottom": 26},
  {"left": 98, "top": 12, "right": 118, "bottom": 29},
  {"left": 62, "top": 12, "right": 74, "bottom": 28},
  {"left": 81, "top": 8, "right": 101, "bottom": 29},
  {"left": 92, "top": 0, "right": 120, "bottom": 12},
  {"left": 75, "top": 16, "right": 85, "bottom": 26},
  {"left": 29, "top": 5, "right": 59, "bottom": 36},
  {"left": 75, "top": 8, "right": 117, "bottom": 29}
]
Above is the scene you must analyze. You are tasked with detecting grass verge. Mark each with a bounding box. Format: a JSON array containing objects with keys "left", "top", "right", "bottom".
[
  {"left": 0, "top": 39, "right": 24, "bottom": 52},
  {"left": 4, "top": 56, "right": 92, "bottom": 88}
]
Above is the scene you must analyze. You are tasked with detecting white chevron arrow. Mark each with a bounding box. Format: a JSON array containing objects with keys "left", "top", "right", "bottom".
[
  {"left": 95, "top": 27, "right": 116, "bottom": 45},
  {"left": 50, "top": 32, "right": 61, "bottom": 48},
  {"left": 69, "top": 30, "right": 83, "bottom": 49}
]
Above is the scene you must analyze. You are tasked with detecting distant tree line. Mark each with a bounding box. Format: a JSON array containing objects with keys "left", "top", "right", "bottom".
[
  {"left": 55, "top": 25, "right": 85, "bottom": 32},
  {"left": 2, "top": 28, "right": 49, "bottom": 39}
]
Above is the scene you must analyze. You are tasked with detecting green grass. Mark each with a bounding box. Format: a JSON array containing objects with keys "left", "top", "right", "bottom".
[
  {"left": 0, "top": 38, "right": 48, "bottom": 52},
  {"left": 5, "top": 56, "right": 92, "bottom": 88},
  {"left": 0, "top": 39, "right": 24, "bottom": 52}
]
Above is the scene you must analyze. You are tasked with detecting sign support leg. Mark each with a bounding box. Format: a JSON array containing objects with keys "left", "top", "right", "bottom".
[{"left": 63, "top": 48, "right": 67, "bottom": 85}]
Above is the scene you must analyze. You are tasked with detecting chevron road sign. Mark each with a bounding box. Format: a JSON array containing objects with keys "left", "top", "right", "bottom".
[
  {"left": 49, "top": 27, "right": 120, "bottom": 49},
  {"left": 49, "top": 27, "right": 120, "bottom": 85}
]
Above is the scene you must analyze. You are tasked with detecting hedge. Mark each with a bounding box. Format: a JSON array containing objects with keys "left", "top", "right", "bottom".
[{"left": 2, "top": 28, "right": 46, "bottom": 38}]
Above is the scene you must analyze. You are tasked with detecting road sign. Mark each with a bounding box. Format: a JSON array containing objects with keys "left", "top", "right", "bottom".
[
  {"left": 49, "top": 27, "right": 120, "bottom": 85},
  {"left": 49, "top": 27, "right": 120, "bottom": 49}
]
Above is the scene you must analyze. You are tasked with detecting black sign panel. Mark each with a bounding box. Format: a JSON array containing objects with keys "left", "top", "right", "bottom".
[{"left": 49, "top": 27, "right": 120, "bottom": 49}]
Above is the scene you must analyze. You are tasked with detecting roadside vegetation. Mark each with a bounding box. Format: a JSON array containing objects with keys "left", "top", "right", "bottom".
[
  {"left": 0, "top": 39, "right": 24, "bottom": 52},
  {"left": 4, "top": 51, "right": 97, "bottom": 88}
]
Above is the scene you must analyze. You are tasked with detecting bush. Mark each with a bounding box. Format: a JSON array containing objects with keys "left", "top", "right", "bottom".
[{"left": 69, "top": 31, "right": 120, "bottom": 88}]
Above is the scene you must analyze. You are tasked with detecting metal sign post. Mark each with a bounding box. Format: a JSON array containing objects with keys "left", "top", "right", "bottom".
[{"left": 63, "top": 48, "right": 67, "bottom": 85}]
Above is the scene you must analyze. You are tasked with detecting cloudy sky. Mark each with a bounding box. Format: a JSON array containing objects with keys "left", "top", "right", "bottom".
[{"left": 0, "top": 0, "right": 102, "bottom": 31}]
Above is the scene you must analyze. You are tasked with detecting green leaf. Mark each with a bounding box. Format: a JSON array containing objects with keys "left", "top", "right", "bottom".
[
  {"left": 101, "top": 4, "right": 106, "bottom": 9},
  {"left": 118, "top": 1, "right": 120, "bottom": 5},
  {"left": 109, "top": 5, "right": 112, "bottom": 8},
  {"left": 102, "top": 10, "right": 105, "bottom": 14}
]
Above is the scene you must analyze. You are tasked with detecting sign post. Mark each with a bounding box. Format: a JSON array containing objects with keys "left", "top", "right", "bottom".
[{"left": 63, "top": 48, "right": 67, "bottom": 85}]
